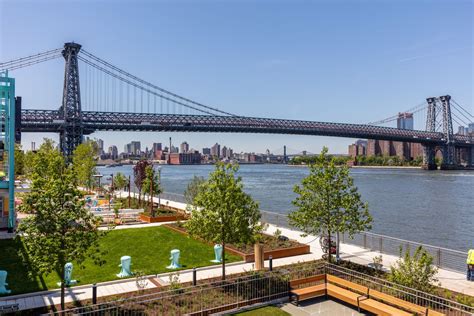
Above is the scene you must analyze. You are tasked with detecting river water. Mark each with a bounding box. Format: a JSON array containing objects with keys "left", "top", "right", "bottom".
[{"left": 98, "top": 164, "right": 474, "bottom": 252}]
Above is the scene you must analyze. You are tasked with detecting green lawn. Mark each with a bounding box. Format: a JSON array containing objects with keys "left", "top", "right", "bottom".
[
  {"left": 0, "top": 226, "right": 241, "bottom": 296},
  {"left": 231, "top": 306, "right": 289, "bottom": 315}
]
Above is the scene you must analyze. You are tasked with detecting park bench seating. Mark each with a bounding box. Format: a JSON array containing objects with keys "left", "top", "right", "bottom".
[{"left": 289, "top": 274, "right": 445, "bottom": 316}]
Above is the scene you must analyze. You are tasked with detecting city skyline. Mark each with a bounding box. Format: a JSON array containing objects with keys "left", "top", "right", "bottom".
[{"left": 2, "top": 1, "right": 472, "bottom": 154}]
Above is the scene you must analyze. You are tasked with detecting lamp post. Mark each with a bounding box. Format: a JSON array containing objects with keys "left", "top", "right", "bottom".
[
  {"left": 157, "top": 166, "right": 162, "bottom": 208},
  {"left": 128, "top": 175, "right": 131, "bottom": 208},
  {"left": 109, "top": 174, "right": 114, "bottom": 212}
]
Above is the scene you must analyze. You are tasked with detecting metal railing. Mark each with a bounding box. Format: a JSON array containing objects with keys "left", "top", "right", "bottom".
[
  {"left": 48, "top": 271, "right": 290, "bottom": 315},
  {"left": 49, "top": 262, "right": 474, "bottom": 316},
  {"left": 340, "top": 231, "right": 467, "bottom": 273},
  {"left": 324, "top": 263, "right": 474, "bottom": 316},
  {"left": 260, "top": 210, "right": 467, "bottom": 273}
]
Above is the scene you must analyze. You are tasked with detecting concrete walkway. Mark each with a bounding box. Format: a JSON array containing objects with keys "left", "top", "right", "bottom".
[{"left": 1, "top": 195, "right": 473, "bottom": 312}]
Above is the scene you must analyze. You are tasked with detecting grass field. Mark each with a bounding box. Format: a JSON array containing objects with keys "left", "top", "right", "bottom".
[
  {"left": 231, "top": 306, "right": 290, "bottom": 315},
  {"left": 0, "top": 226, "right": 241, "bottom": 296}
]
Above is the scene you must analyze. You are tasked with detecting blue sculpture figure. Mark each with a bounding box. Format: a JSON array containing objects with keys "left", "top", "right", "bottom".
[
  {"left": 0, "top": 270, "right": 11, "bottom": 294},
  {"left": 117, "top": 256, "right": 133, "bottom": 278},
  {"left": 57, "top": 262, "right": 77, "bottom": 287},
  {"left": 211, "top": 244, "right": 223, "bottom": 263},
  {"left": 167, "top": 249, "right": 181, "bottom": 269}
]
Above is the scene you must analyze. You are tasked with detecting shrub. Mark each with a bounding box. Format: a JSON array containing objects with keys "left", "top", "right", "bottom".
[{"left": 388, "top": 246, "right": 439, "bottom": 293}]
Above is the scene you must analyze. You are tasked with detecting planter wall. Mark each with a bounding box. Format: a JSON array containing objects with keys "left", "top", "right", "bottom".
[
  {"left": 163, "top": 224, "right": 310, "bottom": 263},
  {"left": 139, "top": 213, "right": 186, "bottom": 223}
]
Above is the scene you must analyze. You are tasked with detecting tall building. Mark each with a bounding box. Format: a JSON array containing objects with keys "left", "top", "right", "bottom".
[
  {"left": 96, "top": 138, "right": 104, "bottom": 155},
  {"left": 108, "top": 145, "right": 118, "bottom": 160},
  {"left": 180, "top": 141, "right": 190, "bottom": 153},
  {"left": 397, "top": 112, "right": 414, "bottom": 130},
  {"left": 458, "top": 126, "right": 467, "bottom": 135},
  {"left": 202, "top": 147, "right": 211, "bottom": 155},
  {"left": 221, "top": 146, "right": 228, "bottom": 158},
  {"left": 211, "top": 143, "right": 221, "bottom": 158},
  {"left": 130, "top": 141, "right": 141, "bottom": 155},
  {"left": 469, "top": 123, "right": 474, "bottom": 133}
]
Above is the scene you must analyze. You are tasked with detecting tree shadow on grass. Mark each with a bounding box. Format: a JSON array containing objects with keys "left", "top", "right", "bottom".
[{"left": 0, "top": 238, "right": 48, "bottom": 296}]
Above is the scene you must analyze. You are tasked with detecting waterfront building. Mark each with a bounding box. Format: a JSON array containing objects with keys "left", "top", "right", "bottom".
[
  {"left": 169, "top": 151, "right": 202, "bottom": 164},
  {"left": 397, "top": 112, "right": 414, "bottom": 130},
  {"left": 108, "top": 145, "right": 118, "bottom": 160},
  {"left": 211, "top": 143, "right": 220, "bottom": 158},
  {"left": 202, "top": 147, "right": 211, "bottom": 155},
  {"left": 180, "top": 141, "right": 189, "bottom": 153},
  {"left": 221, "top": 146, "right": 228, "bottom": 158},
  {"left": 469, "top": 123, "right": 474, "bottom": 133}
]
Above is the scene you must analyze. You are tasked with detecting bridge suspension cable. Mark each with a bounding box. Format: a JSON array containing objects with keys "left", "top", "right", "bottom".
[
  {"left": 78, "top": 55, "right": 224, "bottom": 115},
  {"left": 79, "top": 49, "right": 236, "bottom": 116},
  {"left": 367, "top": 101, "right": 427, "bottom": 125},
  {"left": 0, "top": 48, "right": 63, "bottom": 72}
]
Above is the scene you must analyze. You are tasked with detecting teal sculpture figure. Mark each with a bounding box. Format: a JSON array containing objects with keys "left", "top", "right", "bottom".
[
  {"left": 211, "top": 244, "right": 223, "bottom": 263},
  {"left": 167, "top": 249, "right": 181, "bottom": 269},
  {"left": 0, "top": 270, "right": 11, "bottom": 294},
  {"left": 117, "top": 256, "right": 133, "bottom": 278},
  {"left": 57, "top": 262, "right": 77, "bottom": 287}
]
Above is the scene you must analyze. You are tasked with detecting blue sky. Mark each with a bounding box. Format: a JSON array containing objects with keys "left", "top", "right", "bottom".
[{"left": 1, "top": 0, "right": 472, "bottom": 154}]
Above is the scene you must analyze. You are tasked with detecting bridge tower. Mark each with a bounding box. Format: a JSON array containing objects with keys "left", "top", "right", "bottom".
[
  {"left": 439, "top": 95, "right": 456, "bottom": 169},
  {"left": 422, "top": 97, "right": 437, "bottom": 170},
  {"left": 59, "top": 42, "right": 83, "bottom": 158}
]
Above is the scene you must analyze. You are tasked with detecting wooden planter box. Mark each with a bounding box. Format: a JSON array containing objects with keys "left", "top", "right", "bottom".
[
  {"left": 164, "top": 224, "right": 310, "bottom": 262},
  {"left": 139, "top": 213, "right": 186, "bottom": 223}
]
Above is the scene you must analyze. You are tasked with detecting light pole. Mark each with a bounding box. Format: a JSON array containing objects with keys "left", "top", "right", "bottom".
[
  {"left": 157, "top": 166, "right": 162, "bottom": 208},
  {"left": 109, "top": 174, "right": 114, "bottom": 212}
]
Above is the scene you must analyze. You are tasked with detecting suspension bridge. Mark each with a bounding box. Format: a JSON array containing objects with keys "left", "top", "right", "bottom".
[{"left": 1, "top": 42, "right": 473, "bottom": 170}]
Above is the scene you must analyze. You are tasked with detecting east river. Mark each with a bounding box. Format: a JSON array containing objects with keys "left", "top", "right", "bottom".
[{"left": 98, "top": 164, "right": 474, "bottom": 252}]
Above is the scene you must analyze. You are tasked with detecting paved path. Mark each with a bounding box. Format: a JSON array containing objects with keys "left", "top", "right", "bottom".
[{"left": 1, "top": 195, "right": 473, "bottom": 311}]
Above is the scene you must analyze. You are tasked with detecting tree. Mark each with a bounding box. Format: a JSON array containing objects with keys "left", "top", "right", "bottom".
[
  {"left": 114, "top": 172, "right": 128, "bottom": 192},
  {"left": 288, "top": 147, "right": 372, "bottom": 262},
  {"left": 388, "top": 246, "right": 439, "bottom": 293},
  {"left": 72, "top": 141, "right": 97, "bottom": 191},
  {"left": 183, "top": 175, "right": 206, "bottom": 205},
  {"left": 17, "top": 141, "right": 105, "bottom": 310},
  {"left": 133, "top": 160, "right": 152, "bottom": 206},
  {"left": 186, "top": 162, "right": 261, "bottom": 280},
  {"left": 141, "top": 165, "right": 162, "bottom": 215},
  {"left": 20, "top": 139, "right": 63, "bottom": 213},
  {"left": 14, "top": 144, "right": 25, "bottom": 176}
]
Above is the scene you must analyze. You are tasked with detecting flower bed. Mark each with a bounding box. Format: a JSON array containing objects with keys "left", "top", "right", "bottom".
[{"left": 164, "top": 223, "right": 310, "bottom": 262}]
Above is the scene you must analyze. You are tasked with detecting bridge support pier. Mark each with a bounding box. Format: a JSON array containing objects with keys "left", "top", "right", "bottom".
[{"left": 422, "top": 145, "right": 437, "bottom": 170}]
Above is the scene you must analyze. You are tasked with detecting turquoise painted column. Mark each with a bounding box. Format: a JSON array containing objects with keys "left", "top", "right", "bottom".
[
  {"left": 0, "top": 71, "right": 15, "bottom": 233},
  {"left": 7, "top": 76, "right": 15, "bottom": 233}
]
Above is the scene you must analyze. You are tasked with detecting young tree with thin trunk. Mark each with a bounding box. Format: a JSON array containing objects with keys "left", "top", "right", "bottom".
[
  {"left": 288, "top": 147, "right": 372, "bottom": 262},
  {"left": 17, "top": 140, "right": 105, "bottom": 310},
  {"left": 113, "top": 172, "right": 128, "bottom": 193},
  {"left": 141, "top": 166, "right": 162, "bottom": 216},
  {"left": 183, "top": 175, "right": 206, "bottom": 205},
  {"left": 133, "top": 160, "right": 151, "bottom": 206},
  {"left": 186, "top": 162, "right": 261, "bottom": 280}
]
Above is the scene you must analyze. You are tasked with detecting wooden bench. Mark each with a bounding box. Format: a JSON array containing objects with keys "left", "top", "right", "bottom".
[
  {"left": 369, "top": 289, "right": 431, "bottom": 315},
  {"left": 359, "top": 298, "right": 412, "bottom": 316},
  {"left": 289, "top": 274, "right": 326, "bottom": 305},
  {"left": 290, "top": 274, "right": 434, "bottom": 316}
]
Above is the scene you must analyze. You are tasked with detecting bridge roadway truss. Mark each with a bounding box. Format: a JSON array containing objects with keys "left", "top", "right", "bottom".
[{"left": 20, "top": 109, "right": 474, "bottom": 147}]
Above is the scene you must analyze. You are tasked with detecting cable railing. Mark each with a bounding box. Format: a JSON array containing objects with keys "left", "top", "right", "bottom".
[{"left": 260, "top": 209, "right": 467, "bottom": 273}]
